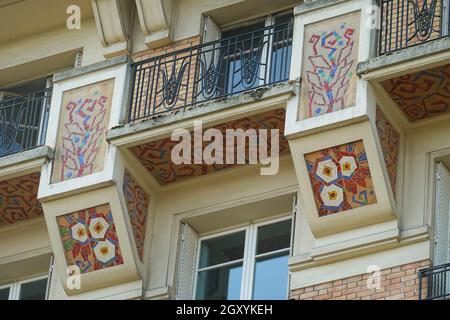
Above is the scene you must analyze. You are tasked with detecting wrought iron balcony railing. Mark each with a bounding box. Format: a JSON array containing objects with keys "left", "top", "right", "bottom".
[
  {"left": 128, "top": 20, "right": 293, "bottom": 122},
  {"left": 378, "top": 0, "right": 450, "bottom": 55},
  {"left": 418, "top": 262, "right": 450, "bottom": 300},
  {"left": 0, "top": 89, "right": 52, "bottom": 157}
]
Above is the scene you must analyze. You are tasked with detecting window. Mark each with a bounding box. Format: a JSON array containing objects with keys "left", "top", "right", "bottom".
[
  {"left": 0, "top": 77, "right": 53, "bottom": 156},
  {"left": 0, "top": 276, "right": 48, "bottom": 300},
  {"left": 205, "top": 12, "right": 293, "bottom": 98},
  {"left": 194, "top": 218, "right": 291, "bottom": 300}
]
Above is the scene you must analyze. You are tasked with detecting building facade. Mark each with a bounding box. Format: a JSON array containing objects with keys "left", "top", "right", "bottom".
[{"left": 0, "top": 0, "right": 449, "bottom": 300}]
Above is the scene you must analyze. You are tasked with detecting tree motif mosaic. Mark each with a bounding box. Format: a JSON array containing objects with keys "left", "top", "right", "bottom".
[
  {"left": 375, "top": 106, "right": 400, "bottom": 199},
  {"left": 52, "top": 79, "right": 115, "bottom": 183},
  {"left": 57, "top": 204, "right": 123, "bottom": 274},
  {"left": 0, "top": 173, "right": 43, "bottom": 226},
  {"left": 122, "top": 169, "right": 149, "bottom": 262},
  {"left": 304, "top": 140, "right": 377, "bottom": 216},
  {"left": 299, "top": 11, "right": 360, "bottom": 119}
]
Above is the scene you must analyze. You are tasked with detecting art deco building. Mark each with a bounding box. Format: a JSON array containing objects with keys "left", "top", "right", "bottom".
[{"left": 0, "top": 0, "right": 448, "bottom": 300}]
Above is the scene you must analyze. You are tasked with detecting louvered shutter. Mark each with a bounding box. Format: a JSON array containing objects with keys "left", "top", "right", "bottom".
[
  {"left": 434, "top": 162, "right": 450, "bottom": 266},
  {"left": 176, "top": 223, "right": 199, "bottom": 300}
]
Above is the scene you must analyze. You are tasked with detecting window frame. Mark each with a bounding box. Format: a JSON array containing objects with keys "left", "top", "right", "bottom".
[
  {"left": 0, "top": 274, "right": 48, "bottom": 300},
  {"left": 215, "top": 10, "right": 293, "bottom": 96},
  {"left": 193, "top": 216, "right": 292, "bottom": 300}
]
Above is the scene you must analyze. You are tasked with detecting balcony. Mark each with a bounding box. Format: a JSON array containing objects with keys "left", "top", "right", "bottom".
[
  {"left": 378, "top": 0, "right": 450, "bottom": 55},
  {"left": 0, "top": 89, "right": 51, "bottom": 158},
  {"left": 418, "top": 263, "right": 450, "bottom": 299},
  {"left": 128, "top": 20, "right": 293, "bottom": 122}
]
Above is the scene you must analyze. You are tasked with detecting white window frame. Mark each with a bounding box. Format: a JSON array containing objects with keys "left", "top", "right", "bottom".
[
  {"left": 0, "top": 274, "right": 48, "bottom": 300},
  {"left": 193, "top": 216, "right": 292, "bottom": 300}
]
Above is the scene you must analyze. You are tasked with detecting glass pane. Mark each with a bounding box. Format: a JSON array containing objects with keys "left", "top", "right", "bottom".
[
  {"left": 199, "top": 231, "right": 245, "bottom": 268},
  {"left": 219, "top": 21, "right": 266, "bottom": 96},
  {"left": 196, "top": 264, "right": 242, "bottom": 300},
  {"left": 0, "top": 287, "right": 10, "bottom": 300},
  {"left": 19, "top": 278, "right": 47, "bottom": 300},
  {"left": 252, "top": 254, "right": 289, "bottom": 300},
  {"left": 270, "top": 15, "right": 293, "bottom": 83},
  {"left": 256, "top": 220, "right": 291, "bottom": 255}
]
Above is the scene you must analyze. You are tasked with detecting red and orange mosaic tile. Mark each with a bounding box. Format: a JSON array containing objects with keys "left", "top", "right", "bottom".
[
  {"left": 122, "top": 169, "right": 149, "bottom": 262},
  {"left": 57, "top": 204, "right": 123, "bottom": 274},
  {"left": 304, "top": 140, "right": 377, "bottom": 216}
]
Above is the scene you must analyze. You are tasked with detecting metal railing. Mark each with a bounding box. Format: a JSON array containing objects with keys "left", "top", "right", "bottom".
[
  {"left": 0, "top": 89, "right": 52, "bottom": 157},
  {"left": 378, "top": 0, "right": 450, "bottom": 55},
  {"left": 418, "top": 262, "right": 450, "bottom": 299},
  {"left": 128, "top": 20, "right": 293, "bottom": 122}
]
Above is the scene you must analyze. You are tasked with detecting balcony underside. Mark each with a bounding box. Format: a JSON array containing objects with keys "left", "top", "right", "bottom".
[
  {"left": 0, "top": 172, "right": 43, "bottom": 227},
  {"left": 381, "top": 63, "right": 450, "bottom": 122},
  {"left": 129, "top": 108, "right": 290, "bottom": 185}
]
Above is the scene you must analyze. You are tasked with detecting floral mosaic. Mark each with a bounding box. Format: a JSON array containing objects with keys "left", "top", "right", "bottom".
[
  {"left": 57, "top": 204, "right": 123, "bottom": 274},
  {"left": 304, "top": 140, "right": 377, "bottom": 216}
]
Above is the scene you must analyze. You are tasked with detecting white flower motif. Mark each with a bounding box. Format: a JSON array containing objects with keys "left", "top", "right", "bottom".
[
  {"left": 93, "top": 239, "right": 116, "bottom": 263},
  {"left": 315, "top": 159, "right": 338, "bottom": 183},
  {"left": 320, "top": 184, "right": 344, "bottom": 207},
  {"left": 71, "top": 222, "right": 88, "bottom": 243},
  {"left": 339, "top": 155, "right": 358, "bottom": 178},
  {"left": 89, "top": 217, "right": 109, "bottom": 239}
]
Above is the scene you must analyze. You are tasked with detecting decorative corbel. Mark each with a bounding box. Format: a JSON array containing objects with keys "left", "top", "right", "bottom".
[
  {"left": 135, "top": 0, "right": 174, "bottom": 49},
  {"left": 91, "top": 0, "right": 134, "bottom": 58}
]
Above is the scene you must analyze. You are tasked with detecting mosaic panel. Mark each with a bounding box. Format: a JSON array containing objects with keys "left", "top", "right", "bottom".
[
  {"left": 299, "top": 11, "right": 360, "bottom": 119},
  {"left": 0, "top": 173, "right": 42, "bottom": 226},
  {"left": 130, "top": 108, "right": 290, "bottom": 185},
  {"left": 123, "top": 169, "right": 149, "bottom": 262},
  {"left": 304, "top": 140, "right": 377, "bottom": 216},
  {"left": 375, "top": 106, "right": 400, "bottom": 199},
  {"left": 52, "top": 79, "right": 115, "bottom": 183},
  {"left": 381, "top": 64, "right": 450, "bottom": 121},
  {"left": 57, "top": 204, "right": 123, "bottom": 274}
]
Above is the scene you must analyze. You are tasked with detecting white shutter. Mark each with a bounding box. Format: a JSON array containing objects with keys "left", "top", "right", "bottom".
[
  {"left": 202, "top": 16, "right": 220, "bottom": 43},
  {"left": 290, "top": 194, "right": 297, "bottom": 256},
  {"left": 45, "top": 255, "right": 55, "bottom": 300},
  {"left": 434, "top": 162, "right": 450, "bottom": 266},
  {"left": 176, "top": 223, "right": 199, "bottom": 300}
]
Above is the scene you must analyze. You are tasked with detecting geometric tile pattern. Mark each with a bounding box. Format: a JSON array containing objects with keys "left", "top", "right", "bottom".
[
  {"left": 381, "top": 64, "right": 450, "bottom": 121},
  {"left": 0, "top": 173, "right": 43, "bottom": 227},
  {"left": 57, "top": 204, "right": 123, "bottom": 274},
  {"left": 122, "top": 169, "right": 149, "bottom": 262},
  {"left": 304, "top": 140, "right": 377, "bottom": 216},
  {"left": 375, "top": 106, "right": 400, "bottom": 199},
  {"left": 300, "top": 11, "right": 360, "bottom": 119},
  {"left": 52, "top": 79, "right": 115, "bottom": 183},
  {"left": 130, "top": 108, "right": 290, "bottom": 185}
]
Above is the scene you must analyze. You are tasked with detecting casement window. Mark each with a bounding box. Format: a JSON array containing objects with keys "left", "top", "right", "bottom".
[
  {"left": 177, "top": 217, "right": 292, "bottom": 300},
  {"left": 202, "top": 11, "right": 293, "bottom": 98},
  {"left": 0, "top": 275, "right": 48, "bottom": 300}
]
